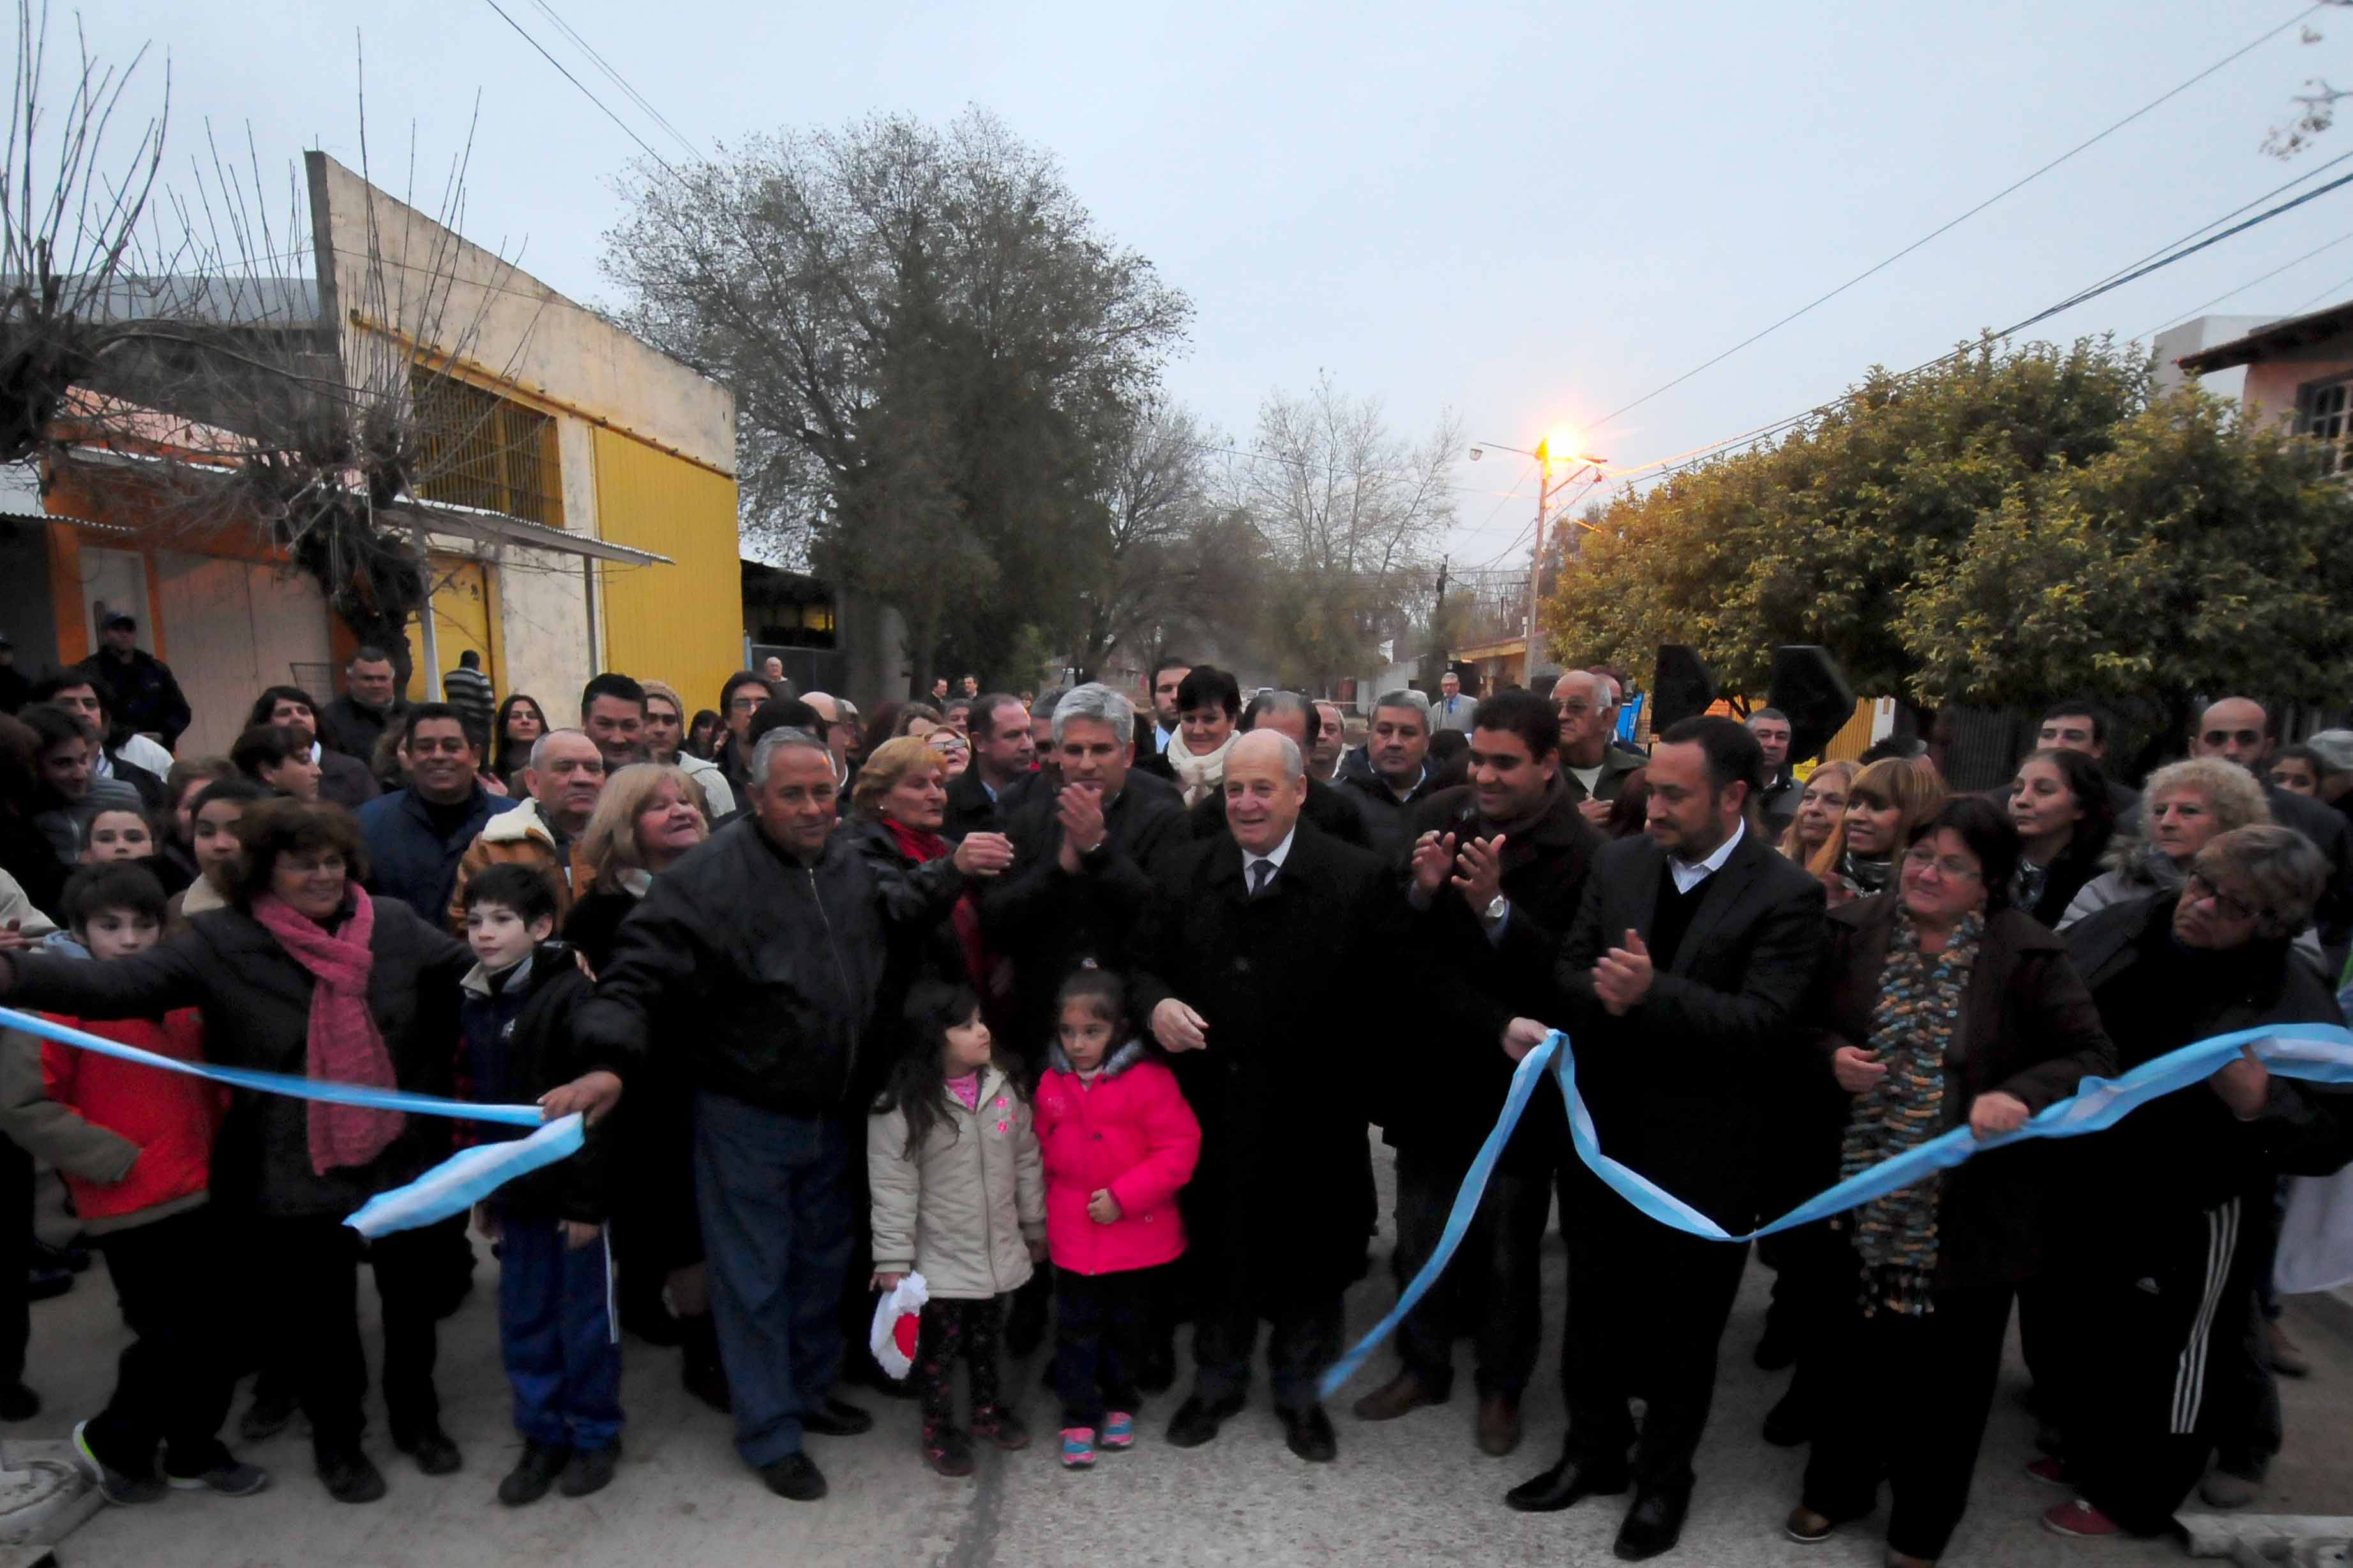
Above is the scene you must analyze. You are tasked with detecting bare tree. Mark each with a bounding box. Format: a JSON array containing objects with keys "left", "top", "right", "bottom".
[
  {"left": 2266, "top": 5, "right": 2353, "bottom": 158},
  {"left": 1238, "top": 372, "right": 1461, "bottom": 689}
]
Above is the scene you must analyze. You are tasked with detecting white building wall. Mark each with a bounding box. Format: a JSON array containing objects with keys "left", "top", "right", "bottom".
[
  {"left": 154, "top": 550, "right": 335, "bottom": 756},
  {"left": 493, "top": 544, "right": 597, "bottom": 726}
]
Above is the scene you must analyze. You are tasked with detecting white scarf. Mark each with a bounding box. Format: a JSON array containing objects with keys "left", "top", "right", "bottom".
[{"left": 1168, "top": 731, "right": 1237, "bottom": 809}]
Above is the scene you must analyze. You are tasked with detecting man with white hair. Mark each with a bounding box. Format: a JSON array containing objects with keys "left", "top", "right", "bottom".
[
  {"left": 1131, "top": 729, "right": 1404, "bottom": 1465},
  {"left": 1554, "top": 670, "right": 1644, "bottom": 826},
  {"left": 799, "top": 692, "right": 853, "bottom": 784}
]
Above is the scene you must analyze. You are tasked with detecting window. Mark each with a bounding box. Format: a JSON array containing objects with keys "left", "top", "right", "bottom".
[
  {"left": 409, "top": 370, "right": 564, "bottom": 526},
  {"left": 2297, "top": 375, "right": 2353, "bottom": 476}
]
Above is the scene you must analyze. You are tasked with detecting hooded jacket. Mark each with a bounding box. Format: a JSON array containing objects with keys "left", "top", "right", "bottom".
[
  {"left": 457, "top": 940, "right": 612, "bottom": 1223},
  {"left": 0, "top": 1004, "right": 218, "bottom": 1233},
  {"left": 446, "top": 797, "right": 598, "bottom": 932},
  {"left": 867, "top": 1061, "right": 1046, "bottom": 1299},
  {"left": 1033, "top": 1040, "right": 1199, "bottom": 1276}
]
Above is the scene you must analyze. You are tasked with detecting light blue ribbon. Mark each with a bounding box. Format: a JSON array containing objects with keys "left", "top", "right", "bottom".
[
  {"left": 0, "top": 1005, "right": 585, "bottom": 1237},
  {"left": 1321, "top": 1022, "right": 2353, "bottom": 1398}
]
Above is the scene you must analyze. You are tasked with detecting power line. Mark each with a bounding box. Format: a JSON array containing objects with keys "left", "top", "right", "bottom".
[
  {"left": 477, "top": 0, "right": 685, "bottom": 183},
  {"left": 2139, "top": 226, "right": 2353, "bottom": 340},
  {"left": 1600, "top": 167, "right": 2353, "bottom": 496},
  {"left": 527, "top": 0, "right": 705, "bottom": 165},
  {"left": 2292, "top": 266, "right": 2353, "bottom": 312},
  {"left": 1586, "top": 5, "right": 2324, "bottom": 440}
]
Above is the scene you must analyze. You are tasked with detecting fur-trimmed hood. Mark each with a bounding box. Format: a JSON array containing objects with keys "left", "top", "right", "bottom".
[{"left": 1045, "top": 1036, "right": 1150, "bottom": 1080}]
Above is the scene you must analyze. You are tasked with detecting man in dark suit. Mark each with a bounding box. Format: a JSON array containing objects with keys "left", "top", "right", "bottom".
[
  {"left": 944, "top": 692, "right": 1034, "bottom": 839},
  {"left": 1185, "top": 691, "right": 1377, "bottom": 852},
  {"left": 2191, "top": 696, "right": 2353, "bottom": 962},
  {"left": 1353, "top": 687, "right": 1601, "bottom": 1457},
  {"left": 1501, "top": 715, "right": 1828, "bottom": 1560},
  {"left": 1132, "top": 729, "right": 1402, "bottom": 1465}
]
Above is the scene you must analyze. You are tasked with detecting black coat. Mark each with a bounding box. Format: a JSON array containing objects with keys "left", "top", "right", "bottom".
[
  {"left": 572, "top": 816, "right": 966, "bottom": 1117},
  {"left": 1185, "top": 775, "right": 1378, "bottom": 855},
  {"left": 2267, "top": 782, "right": 2353, "bottom": 955},
  {"left": 981, "top": 770, "right": 1185, "bottom": 1052},
  {"left": 1333, "top": 762, "right": 1448, "bottom": 854},
  {"left": 317, "top": 694, "right": 407, "bottom": 764},
  {"left": 1806, "top": 895, "right": 2116, "bottom": 1288},
  {"left": 1548, "top": 825, "right": 1829, "bottom": 1230},
  {"left": 942, "top": 766, "right": 1005, "bottom": 841},
  {"left": 80, "top": 649, "right": 190, "bottom": 746},
  {"left": 1128, "top": 818, "right": 1406, "bottom": 1299},
  {"left": 2, "top": 896, "right": 474, "bottom": 1218},
  {"left": 1401, "top": 781, "right": 1603, "bottom": 1171}
]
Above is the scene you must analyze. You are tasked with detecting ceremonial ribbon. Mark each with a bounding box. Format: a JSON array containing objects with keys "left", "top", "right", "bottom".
[
  {"left": 1321, "top": 1022, "right": 2353, "bottom": 1398},
  {"left": 0, "top": 1006, "right": 585, "bottom": 1239}
]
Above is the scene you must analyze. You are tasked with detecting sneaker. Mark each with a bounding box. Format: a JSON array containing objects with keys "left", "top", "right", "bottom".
[
  {"left": 559, "top": 1442, "right": 618, "bottom": 1499},
  {"left": 1100, "top": 1412, "right": 1135, "bottom": 1452},
  {"left": 164, "top": 1459, "right": 270, "bottom": 1497},
  {"left": 240, "top": 1386, "right": 298, "bottom": 1442},
  {"left": 970, "top": 1405, "right": 1030, "bottom": 1452},
  {"left": 1059, "top": 1428, "right": 1096, "bottom": 1469},
  {"left": 2043, "top": 1498, "right": 2125, "bottom": 1539},
  {"left": 2200, "top": 1467, "right": 2260, "bottom": 1509},
  {"left": 2024, "top": 1455, "right": 2070, "bottom": 1488},
  {"left": 497, "top": 1441, "right": 571, "bottom": 1507},
  {"left": 72, "top": 1420, "right": 163, "bottom": 1505},
  {"left": 924, "top": 1425, "right": 975, "bottom": 1478},
  {"left": 2267, "top": 1321, "right": 2312, "bottom": 1378},
  {"left": 1783, "top": 1505, "right": 1836, "bottom": 1544}
]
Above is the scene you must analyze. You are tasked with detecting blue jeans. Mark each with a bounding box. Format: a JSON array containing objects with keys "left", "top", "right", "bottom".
[
  {"left": 692, "top": 1093, "right": 853, "bottom": 1467},
  {"left": 497, "top": 1218, "right": 623, "bottom": 1451}
]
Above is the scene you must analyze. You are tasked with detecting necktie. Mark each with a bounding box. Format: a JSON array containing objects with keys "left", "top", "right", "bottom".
[{"left": 1249, "top": 858, "right": 1275, "bottom": 897}]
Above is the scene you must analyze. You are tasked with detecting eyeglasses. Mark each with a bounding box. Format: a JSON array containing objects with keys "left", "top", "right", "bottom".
[
  {"left": 1900, "top": 846, "right": 1982, "bottom": 881},
  {"left": 1556, "top": 702, "right": 1593, "bottom": 719},
  {"left": 728, "top": 696, "right": 766, "bottom": 712},
  {"left": 2201, "top": 728, "right": 2264, "bottom": 749},
  {"left": 2183, "top": 872, "right": 2259, "bottom": 923}
]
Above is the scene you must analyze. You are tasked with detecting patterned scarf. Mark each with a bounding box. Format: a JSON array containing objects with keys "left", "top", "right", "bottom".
[
  {"left": 250, "top": 885, "right": 406, "bottom": 1175},
  {"left": 1835, "top": 903, "right": 1983, "bottom": 1316}
]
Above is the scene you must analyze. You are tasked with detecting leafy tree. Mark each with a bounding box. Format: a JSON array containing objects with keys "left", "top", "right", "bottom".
[{"left": 601, "top": 108, "right": 1192, "bottom": 696}]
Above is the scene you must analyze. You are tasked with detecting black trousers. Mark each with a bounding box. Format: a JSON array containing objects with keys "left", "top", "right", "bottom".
[
  {"left": 0, "top": 1137, "right": 27, "bottom": 1389},
  {"left": 1801, "top": 1280, "right": 2013, "bottom": 1561},
  {"left": 1764, "top": 1217, "right": 1853, "bottom": 1424},
  {"left": 1558, "top": 1162, "right": 1749, "bottom": 1494},
  {"left": 82, "top": 1207, "right": 235, "bottom": 1479},
  {"left": 260, "top": 1214, "right": 442, "bottom": 1451},
  {"left": 1390, "top": 1146, "right": 1550, "bottom": 1397},
  {"left": 2066, "top": 1195, "right": 2261, "bottom": 1535},
  {"left": 914, "top": 1295, "right": 1004, "bottom": 1429},
  {"left": 1054, "top": 1267, "right": 1148, "bottom": 1428}
]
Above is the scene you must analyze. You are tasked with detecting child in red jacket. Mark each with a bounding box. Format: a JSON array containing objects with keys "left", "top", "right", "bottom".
[
  {"left": 0, "top": 865, "right": 265, "bottom": 1504},
  {"left": 1032, "top": 971, "right": 1199, "bottom": 1470}
]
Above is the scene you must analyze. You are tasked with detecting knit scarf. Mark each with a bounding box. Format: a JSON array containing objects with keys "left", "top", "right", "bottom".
[
  {"left": 1835, "top": 904, "right": 1983, "bottom": 1317},
  {"left": 1167, "top": 731, "right": 1237, "bottom": 809},
  {"left": 882, "top": 819, "right": 989, "bottom": 992},
  {"left": 251, "top": 885, "right": 406, "bottom": 1175}
]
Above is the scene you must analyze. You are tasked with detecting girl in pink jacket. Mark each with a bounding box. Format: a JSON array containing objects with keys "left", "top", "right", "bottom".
[{"left": 1033, "top": 971, "right": 1201, "bottom": 1470}]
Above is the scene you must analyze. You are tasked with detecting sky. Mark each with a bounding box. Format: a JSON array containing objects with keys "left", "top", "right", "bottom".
[{"left": 52, "top": 1, "right": 2353, "bottom": 572}]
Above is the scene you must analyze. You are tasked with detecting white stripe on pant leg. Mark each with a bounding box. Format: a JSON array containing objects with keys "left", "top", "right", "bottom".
[
  {"left": 2172, "top": 1198, "right": 2239, "bottom": 1436},
  {"left": 603, "top": 1229, "right": 620, "bottom": 1347}
]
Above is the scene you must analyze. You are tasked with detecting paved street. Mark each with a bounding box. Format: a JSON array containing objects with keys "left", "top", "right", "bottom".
[{"left": 36, "top": 1142, "right": 2353, "bottom": 1567}]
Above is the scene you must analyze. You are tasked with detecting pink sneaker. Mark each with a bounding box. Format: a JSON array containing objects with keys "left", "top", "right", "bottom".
[
  {"left": 1101, "top": 1412, "right": 1135, "bottom": 1451},
  {"left": 1059, "top": 1428, "right": 1096, "bottom": 1470},
  {"left": 2024, "top": 1456, "right": 2070, "bottom": 1488},
  {"left": 2043, "top": 1498, "right": 2125, "bottom": 1539}
]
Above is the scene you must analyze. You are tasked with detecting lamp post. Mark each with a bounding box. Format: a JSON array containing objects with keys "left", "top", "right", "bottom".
[{"left": 1468, "top": 437, "right": 1606, "bottom": 683}]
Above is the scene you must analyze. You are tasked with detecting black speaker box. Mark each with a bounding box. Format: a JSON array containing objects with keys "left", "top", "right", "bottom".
[
  {"left": 1651, "top": 645, "right": 1716, "bottom": 732},
  {"left": 1770, "top": 645, "right": 1854, "bottom": 761}
]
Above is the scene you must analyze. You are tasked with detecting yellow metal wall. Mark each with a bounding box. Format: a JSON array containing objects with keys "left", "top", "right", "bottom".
[
  {"left": 403, "top": 556, "right": 500, "bottom": 702},
  {"left": 590, "top": 428, "right": 743, "bottom": 713}
]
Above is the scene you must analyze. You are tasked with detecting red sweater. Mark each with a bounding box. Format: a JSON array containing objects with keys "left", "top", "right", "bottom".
[{"left": 40, "top": 1010, "right": 220, "bottom": 1225}]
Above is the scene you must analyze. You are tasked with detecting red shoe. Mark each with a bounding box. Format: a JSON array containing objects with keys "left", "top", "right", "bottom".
[
  {"left": 2043, "top": 1498, "right": 2124, "bottom": 1539},
  {"left": 2024, "top": 1456, "right": 2070, "bottom": 1488}
]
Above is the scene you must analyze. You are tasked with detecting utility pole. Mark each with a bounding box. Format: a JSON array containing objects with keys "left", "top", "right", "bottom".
[
  {"left": 1425, "top": 555, "right": 1450, "bottom": 692},
  {"left": 1525, "top": 442, "right": 1554, "bottom": 684}
]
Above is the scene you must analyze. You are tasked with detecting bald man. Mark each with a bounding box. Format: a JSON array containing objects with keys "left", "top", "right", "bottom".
[
  {"left": 1130, "top": 729, "right": 1404, "bottom": 1465},
  {"left": 2191, "top": 696, "right": 2353, "bottom": 960}
]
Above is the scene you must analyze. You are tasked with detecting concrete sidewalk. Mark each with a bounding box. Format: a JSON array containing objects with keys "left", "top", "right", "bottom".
[{"left": 33, "top": 1145, "right": 2353, "bottom": 1567}]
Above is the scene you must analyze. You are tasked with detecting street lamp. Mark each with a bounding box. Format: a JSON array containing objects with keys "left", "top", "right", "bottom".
[{"left": 1469, "top": 437, "right": 1607, "bottom": 680}]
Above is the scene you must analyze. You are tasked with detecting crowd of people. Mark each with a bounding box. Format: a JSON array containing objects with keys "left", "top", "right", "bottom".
[{"left": 0, "top": 627, "right": 2340, "bottom": 1566}]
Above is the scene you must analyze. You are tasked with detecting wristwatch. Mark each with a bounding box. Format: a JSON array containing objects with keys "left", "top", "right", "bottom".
[{"left": 1482, "top": 895, "right": 1508, "bottom": 926}]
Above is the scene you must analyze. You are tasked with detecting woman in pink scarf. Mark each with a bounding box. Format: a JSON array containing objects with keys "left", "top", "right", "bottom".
[{"left": 0, "top": 798, "right": 621, "bottom": 1506}]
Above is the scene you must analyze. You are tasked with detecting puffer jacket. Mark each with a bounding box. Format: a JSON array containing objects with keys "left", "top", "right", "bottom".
[
  {"left": 446, "top": 798, "right": 597, "bottom": 932},
  {"left": 0, "top": 1008, "right": 219, "bottom": 1232},
  {"left": 1033, "top": 1040, "right": 1199, "bottom": 1276},
  {"left": 868, "top": 1061, "right": 1045, "bottom": 1300}
]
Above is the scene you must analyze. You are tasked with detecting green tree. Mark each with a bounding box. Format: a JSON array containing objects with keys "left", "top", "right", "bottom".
[{"left": 601, "top": 108, "right": 1192, "bottom": 696}]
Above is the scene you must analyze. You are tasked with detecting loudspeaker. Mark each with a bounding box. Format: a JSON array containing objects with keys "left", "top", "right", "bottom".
[
  {"left": 1651, "top": 645, "right": 1716, "bottom": 732},
  {"left": 1770, "top": 645, "right": 1854, "bottom": 762}
]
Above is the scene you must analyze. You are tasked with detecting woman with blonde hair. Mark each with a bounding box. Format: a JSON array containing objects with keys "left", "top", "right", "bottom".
[
  {"left": 1812, "top": 755, "right": 1948, "bottom": 906},
  {"left": 557, "top": 764, "right": 719, "bottom": 1403},
  {"left": 1779, "top": 761, "right": 1859, "bottom": 865}
]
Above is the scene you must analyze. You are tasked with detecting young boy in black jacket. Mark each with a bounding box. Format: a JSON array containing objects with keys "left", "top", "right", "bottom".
[{"left": 458, "top": 864, "right": 622, "bottom": 1507}]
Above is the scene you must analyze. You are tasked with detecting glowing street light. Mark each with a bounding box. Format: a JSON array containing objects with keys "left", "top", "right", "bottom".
[{"left": 1468, "top": 437, "right": 1608, "bottom": 679}]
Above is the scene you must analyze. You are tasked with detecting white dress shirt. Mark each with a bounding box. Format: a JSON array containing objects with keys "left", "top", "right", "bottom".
[{"left": 1668, "top": 818, "right": 1745, "bottom": 895}]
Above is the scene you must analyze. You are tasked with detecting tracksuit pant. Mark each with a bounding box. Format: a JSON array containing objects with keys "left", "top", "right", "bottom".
[{"left": 497, "top": 1218, "right": 623, "bottom": 1451}]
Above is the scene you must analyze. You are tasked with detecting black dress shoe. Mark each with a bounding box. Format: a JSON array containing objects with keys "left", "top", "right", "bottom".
[
  {"left": 1505, "top": 1452, "right": 1631, "bottom": 1513},
  {"left": 313, "top": 1443, "right": 387, "bottom": 1505},
  {"left": 760, "top": 1451, "right": 827, "bottom": 1501},
  {"left": 393, "top": 1424, "right": 462, "bottom": 1477},
  {"left": 1761, "top": 1391, "right": 1812, "bottom": 1447},
  {"left": 1613, "top": 1486, "right": 1690, "bottom": 1562},
  {"left": 1277, "top": 1404, "right": 1337, "bottom": 1463},
  {"left": 496, "top": 1441, "right": 570, "bottom": 1507},
  {"left": 801, "top": 1397, "right": 873, "bottom": 1437},
  {"left": 1165, "top": 1393, "right": 1245, "bottom": 1449}
]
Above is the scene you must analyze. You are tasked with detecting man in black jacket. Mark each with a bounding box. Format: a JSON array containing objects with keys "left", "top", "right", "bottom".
[
  {"left": 1132, "top": 729, "right": 1405, "bottom": 1466},
  {"left": 1353, "top": 689, "right": 1600, "bottom": 1458},
  {"left": 944, "top": 693, "right": 1034, "bottom": 840},
  {"left": 1502, "top": 715, "right": 1827, "bottom": 1561},
  {"left": 316, "top": 647, "right": 410, "bottom": 764},
  {"left": 79, "top": 613, "right": 189, "bottom": 747},
  {"left": 571, "top": 728, "right": 1010, "bottom": 1504},
  {"left": 1748, "top": 708, "right": 1800, "bottom": 840},
  {"left": 1334, "top": 688, "right": 1447, "bottom": 847}
]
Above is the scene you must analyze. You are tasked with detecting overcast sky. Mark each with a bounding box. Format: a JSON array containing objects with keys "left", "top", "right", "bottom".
[{"left": 69, "top": 1, "right": 2353, "bottom": 568}]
